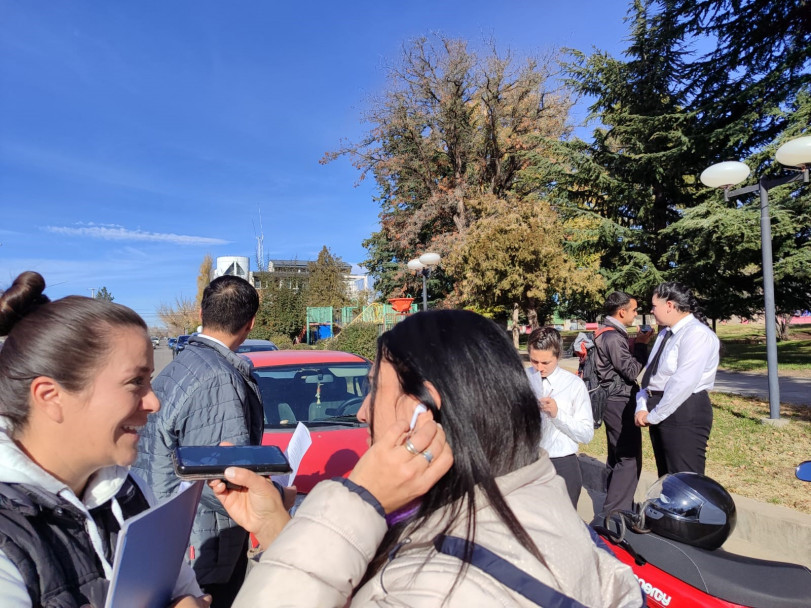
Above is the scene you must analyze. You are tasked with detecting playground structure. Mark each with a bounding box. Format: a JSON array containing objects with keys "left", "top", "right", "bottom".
[{"left": 305, "top": 299, "right": 419, "bottom": 344}]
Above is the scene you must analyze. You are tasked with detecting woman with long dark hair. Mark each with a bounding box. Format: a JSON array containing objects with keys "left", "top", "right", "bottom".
[
  {"left": 214, "top": 310, "right": 642, "bottom": 607},
  {"left": 0, "top": 272, "right": 209, "bottom": 607}
]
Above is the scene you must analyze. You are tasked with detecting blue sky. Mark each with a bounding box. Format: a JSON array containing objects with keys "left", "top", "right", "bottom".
[{"left": 0, "top": 1, "right": 631, "bottom": 327}]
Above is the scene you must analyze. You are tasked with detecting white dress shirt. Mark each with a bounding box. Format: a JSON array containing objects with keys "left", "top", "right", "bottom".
[
  {"left": 526, "top": 365, "right": 594, "bottom": 458},
  {"left": 635, "top": 313, "right": 720, "bottom": 425}
]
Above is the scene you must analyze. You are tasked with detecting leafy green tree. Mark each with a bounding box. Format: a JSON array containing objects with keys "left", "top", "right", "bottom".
[
  {"left": 328, "top": 35, "right": 575, "bottom": 321},
  {"left": 534, "top": 1, "right": 699, "bottom": 311},
  {"left": 449, "top": 194, "right": 604, "bottom": 346},
  {"left": 253, "top": 275, "right": 307, "bottom": 341},
  {"left": 669, "top": 0, "right": 809, "bottom": 159},
  {"left": 540, "top": 0, "right": 809, "bottom": 325},
  {"left": 662, "top": 0, "right": 811, "bottom": 331},
  {"left": 741, "top": 89, "right": 811, "bottom": 339},
  {"left": 307, "top": 246, "right": 349, "bottom": 310},
  {"left": 94, "top": 287, "right": 114, "bottom": 302}
]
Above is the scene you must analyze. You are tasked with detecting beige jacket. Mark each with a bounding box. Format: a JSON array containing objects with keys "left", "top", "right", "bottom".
[{"left": 234, "top": 455, "right": 643, "bottom": 607}]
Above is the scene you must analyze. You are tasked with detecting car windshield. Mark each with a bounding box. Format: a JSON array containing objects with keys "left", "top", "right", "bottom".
[
  {"left": 177, "top": 335, "right": 190, "bottom": 345},
  {"left": 253, "top": 362, "right": 371, "bottom": 429}
]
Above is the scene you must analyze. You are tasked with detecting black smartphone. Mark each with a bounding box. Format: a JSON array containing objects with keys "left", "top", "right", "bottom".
[{"left": 173, "top": 445, "right": 292, "bottom": 480}]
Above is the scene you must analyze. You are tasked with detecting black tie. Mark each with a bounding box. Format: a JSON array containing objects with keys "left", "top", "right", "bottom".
[{"left": 641, "top": 329, "right": 672, "bottom": 389}]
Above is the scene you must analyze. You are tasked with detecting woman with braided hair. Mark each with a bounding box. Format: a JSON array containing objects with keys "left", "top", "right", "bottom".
[{"left": 635, "top": 282, "right": 721, "bottom": 477}]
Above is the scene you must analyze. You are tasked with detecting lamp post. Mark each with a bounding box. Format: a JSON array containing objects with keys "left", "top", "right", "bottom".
[
  {"left": 700, "top": 136, "right": 811, "bottom": 422},
  {"left": 407, "top": 252, "right": 441, "bottom": 311}
]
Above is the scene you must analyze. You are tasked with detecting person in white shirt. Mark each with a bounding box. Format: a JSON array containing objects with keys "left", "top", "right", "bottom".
[
  {"left": 526, "top": 327, "right": 594, "bottom": 507},
  {"left": 635, "top": 282, "right": 720, "bottom": 477}
]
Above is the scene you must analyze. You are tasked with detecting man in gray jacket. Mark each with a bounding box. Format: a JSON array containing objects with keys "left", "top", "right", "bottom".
[
  {"left": 134, "top": 275, "right": 262, "bottom": 607},
  {"left": 594, "top": 291, "right": 652, "bottom": 514}
]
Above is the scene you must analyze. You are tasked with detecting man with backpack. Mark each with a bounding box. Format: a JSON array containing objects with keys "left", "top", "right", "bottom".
[{"left": 594, "top": 292, "right": 653, "bottom": 513}]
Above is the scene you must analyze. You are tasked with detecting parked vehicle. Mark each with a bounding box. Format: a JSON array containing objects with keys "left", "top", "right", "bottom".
[
  {"left": 243, "top": 349, "right": 371, "bottom": 495},
  {"left": 236, "top": 338, "right": 279, "bottom": 354},
  {"left": 172, "top": 334, "right": 191, "bottom": 358},
  {"left": 593, "top": 468, "right": 811, "bottom": 607},
  {"left": 151, "top": 336, "right": 160, "bottom": 349}
]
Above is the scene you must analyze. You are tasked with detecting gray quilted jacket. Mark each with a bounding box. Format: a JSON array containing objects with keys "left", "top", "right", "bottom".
[{"left": 133, "top": 335, "right": 263, "bottom": 585}]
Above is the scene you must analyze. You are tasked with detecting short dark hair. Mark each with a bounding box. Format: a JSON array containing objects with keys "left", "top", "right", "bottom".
[
  {"left": 0, "top": 271, "right": 147, "bottom": 435},
  {"left": 362, "top": 310, "right": 543, "bottom": 586},
  {"left": 603, "top": 291, "right": 635, "bottom": 317},
  {"left": 526, "top": 326, "right": 561, "bottom": 359},
  {"left": 201, "top": 275, "right": 259, "bottom": 334}
]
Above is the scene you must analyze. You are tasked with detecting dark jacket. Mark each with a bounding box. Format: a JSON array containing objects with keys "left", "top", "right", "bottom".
[
  {"left": 133, "top": 335, "right": 263, "bottom": 585},
  {"left": 0, "top": 477, "right": 148, "bottom": 608},
  {"left": 594, "top": 318, "right": 648, "bottom": 400}
]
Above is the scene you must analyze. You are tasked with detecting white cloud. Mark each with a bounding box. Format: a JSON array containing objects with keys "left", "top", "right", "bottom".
[{"left": 43, "top": 224, "right": 228, "bottom": 246}]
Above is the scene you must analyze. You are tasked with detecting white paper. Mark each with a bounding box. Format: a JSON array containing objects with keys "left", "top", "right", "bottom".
[{"left": 272, "top": 421, "right": 312, "bottom": 487}]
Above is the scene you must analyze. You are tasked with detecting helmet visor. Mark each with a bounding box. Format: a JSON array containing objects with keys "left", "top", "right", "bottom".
[{"left": 646, "top": 474, "right": 705, "bottom": 519}]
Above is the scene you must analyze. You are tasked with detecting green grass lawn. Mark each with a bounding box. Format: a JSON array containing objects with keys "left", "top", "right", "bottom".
[
  {"left": 580, "top": 392, "right": 811, "bottom": 514},
  {"left": 720, "top": 339, "right": 811, "bottom": 373},
  {"left": 716, "top": 322, "right": 811, "bottom": 374}
]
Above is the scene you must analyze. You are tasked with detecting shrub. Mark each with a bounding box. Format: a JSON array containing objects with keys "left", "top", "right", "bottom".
[
  {"left": 324, "top": 322, "right": 380, "bottom": 360},
  {"left": 249, "top": 326, "right": 294, "bottom": 350}
]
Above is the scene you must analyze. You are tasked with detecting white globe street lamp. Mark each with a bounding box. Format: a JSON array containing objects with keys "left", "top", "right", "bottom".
[
  {"left": 700, "top": 136, "right": 811, "bottom": 422},
  {"left": 408, "top": 252, "right": 441, "bottom": 311}
]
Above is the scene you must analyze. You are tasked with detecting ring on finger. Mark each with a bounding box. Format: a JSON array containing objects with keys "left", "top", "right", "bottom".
[
  {"left": 404, "top": 438, "right": 421, "bottom": 455},
  {"left": 421, "top": 449, "right": 434, "bottom": 464}
]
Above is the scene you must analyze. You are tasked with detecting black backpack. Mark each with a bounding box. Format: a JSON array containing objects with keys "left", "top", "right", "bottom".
[{"left": 579, "top": 327, "right": 615, "bottom": 429}]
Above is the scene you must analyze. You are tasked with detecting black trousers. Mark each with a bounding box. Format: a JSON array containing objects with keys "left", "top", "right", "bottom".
[
  {"left": 550, "top": 453, "right": 582, "bottom": 508},
  {"left": 602, "top": 395, "right": 642, "bottom": 513},
  {"left": 647, "top": 391, "right": 713, "bottom": 478},
  {"left": 200, "top": 537, "right": 249, "bottom": 608}
]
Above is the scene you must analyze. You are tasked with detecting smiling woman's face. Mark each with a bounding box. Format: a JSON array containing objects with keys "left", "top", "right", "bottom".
[
  {"left": 357, "top": 360, "right": 421, "bottom": 444},
  {"left": 59, "top": 326, "right": 160, "bottom": 473}
]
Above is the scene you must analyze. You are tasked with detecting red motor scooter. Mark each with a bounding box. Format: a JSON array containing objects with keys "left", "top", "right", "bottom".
[{"left": 592, "top": 463, "right": 811, "bottom": 608}]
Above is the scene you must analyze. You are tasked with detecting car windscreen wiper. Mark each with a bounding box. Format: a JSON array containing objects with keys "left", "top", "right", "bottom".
[{"left": 303, "top": 417, "right": 365, "bottom": 427}]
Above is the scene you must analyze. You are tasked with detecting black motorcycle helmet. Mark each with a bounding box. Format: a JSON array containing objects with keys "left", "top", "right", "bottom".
[{"left": 642, "top": 472, "right": 736, "bottom": 550}]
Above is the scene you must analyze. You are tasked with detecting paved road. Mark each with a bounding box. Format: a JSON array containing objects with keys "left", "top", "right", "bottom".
[{"left": 153, "top": 344, "right": 173, "bottom": 375}]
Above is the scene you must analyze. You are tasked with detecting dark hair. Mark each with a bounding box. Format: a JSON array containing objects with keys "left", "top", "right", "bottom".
[
  {"left": 526, "top": 326, "right": 561, "bottom": 359},
  {"left": 0, "top": 272, "right": 147, "bottom": 435},
  {"left": 603, "top": 291, "right": 635, "bottom": 317},
  {"left": 360, "top": 310, "right": 543, "bottom": 588},
  {"left": 201, "top": 275, "right": 259, "bottom": 334},
  {"left": 653, "top": 282, "right": 709, "bottom": 326}
]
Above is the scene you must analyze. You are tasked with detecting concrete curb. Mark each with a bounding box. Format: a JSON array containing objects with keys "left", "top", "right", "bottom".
[{"left": 577, "top": 454, "right": 811, "bottom": 568}]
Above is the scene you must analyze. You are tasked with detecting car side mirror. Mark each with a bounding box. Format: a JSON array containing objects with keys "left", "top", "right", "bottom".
[{"left": 795, "top": 461, "right": 811, "bottom": 482}]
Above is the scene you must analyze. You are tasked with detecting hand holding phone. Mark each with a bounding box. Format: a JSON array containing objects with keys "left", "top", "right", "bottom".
[
  {"left": 173, "top": 445, "right": 292, "bottom": 481},
  {"left": 640, "top": 324, "right": 652, "bottom": 333}
]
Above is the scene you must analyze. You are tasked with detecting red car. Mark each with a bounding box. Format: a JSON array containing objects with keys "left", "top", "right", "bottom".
[{"left": 244, "top": 350, "right": 371, "bottom": 494}]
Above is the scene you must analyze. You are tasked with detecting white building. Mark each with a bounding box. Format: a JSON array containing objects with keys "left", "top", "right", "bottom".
[{"left": 210, "top": 256, "right": 254, "bottom": 284}]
